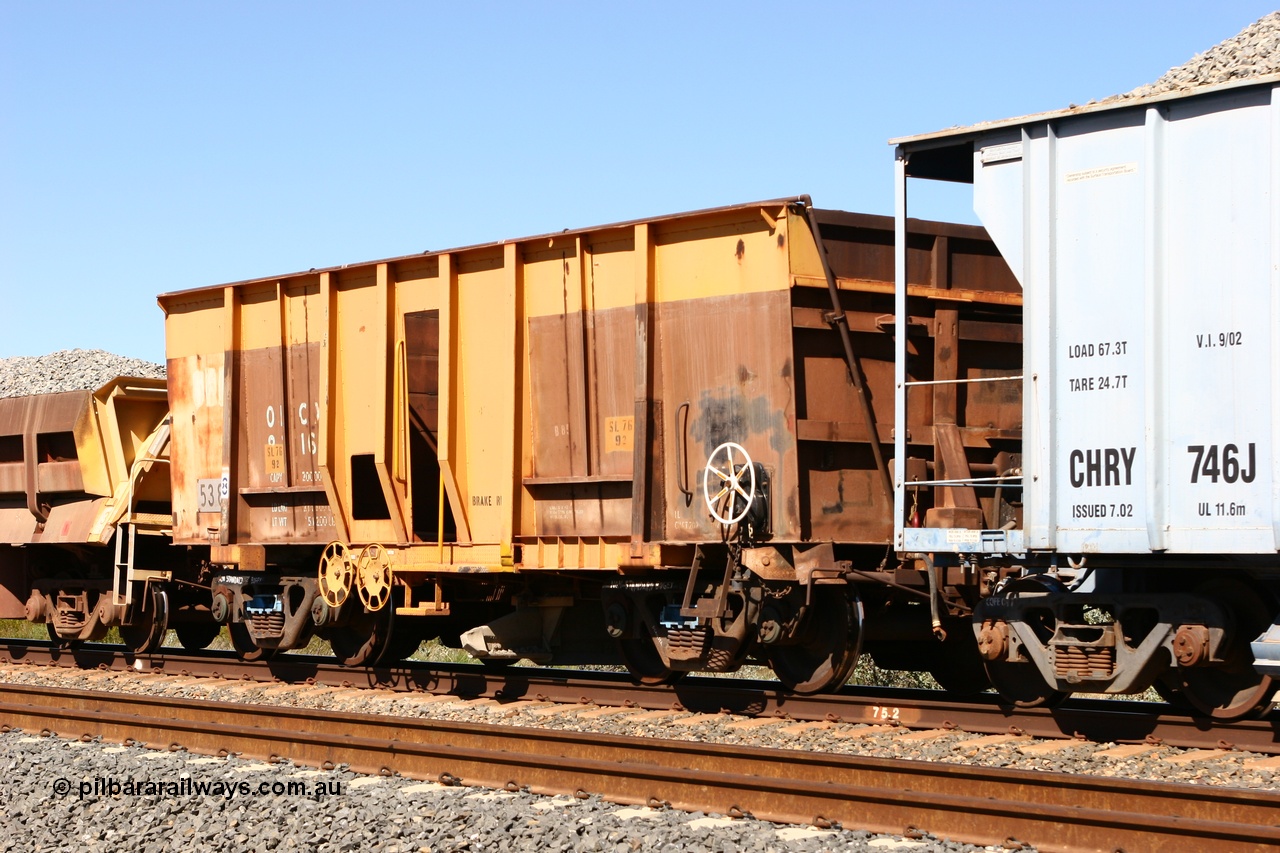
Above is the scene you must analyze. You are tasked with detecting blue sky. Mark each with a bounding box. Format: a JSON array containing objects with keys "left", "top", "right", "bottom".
[{"left": 1, "top": 1, "right": 1273, "bottom": 361}]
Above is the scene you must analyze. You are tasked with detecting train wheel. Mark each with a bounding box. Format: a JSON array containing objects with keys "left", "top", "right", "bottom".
[
  {"left": 768, "top": 590, "right": 863, "bottom": 694},
  {"left": 1152, "top": 676, "right": 1195, "bottom": 710},
  {"left": 984, "top": 659, "right": 1068, "bottom": 708},
  {"left": 228, "top": 621, "right": 277, "bottom": 662},
  {"left": 1174, "top": 580, "right": 1275, "bottom": 721},
  {"left": 384, "top": 630, "right": 422, "bottom": 663},
  {"left": 928, "top": 620, "right": 993, "bottom": 695},
  {"left": 328, "top": 607, "right": 395, "bottom": 667},
  {"left": 982, "top": 577, "right": 1068, "bottom": 708},
  {"left": 120, "top": 589, "right": 169, "bottom": 655},
  {"left": 174, "top": 622, "right": 221, "bottom": 652},
  {"left": 617, "top": 636, "right": 682, "bottom": 686}
]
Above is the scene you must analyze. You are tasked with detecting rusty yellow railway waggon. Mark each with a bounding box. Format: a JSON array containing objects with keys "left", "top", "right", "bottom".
[
  {"left": 0, "top": 378, "right": 211, "bottom": 651},
  {"left": 158, "top": 197, "right": 1021, "bottom": 687}
]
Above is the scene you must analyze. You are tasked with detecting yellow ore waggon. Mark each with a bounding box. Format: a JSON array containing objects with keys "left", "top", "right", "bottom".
[
  {"left": 0, "top": 378, "right": 206, "bottom": 651},
  {"left": 158, "top": 197, "right": 1021, "bottom": 690}
]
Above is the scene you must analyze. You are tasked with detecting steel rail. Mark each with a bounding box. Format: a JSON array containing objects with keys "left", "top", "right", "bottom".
[
  {"left": 4, "top": 640, "right": 1279, "bottom": 755},
  {"left": 0, "top": 681, "right": 1276, "bottom": 853}
]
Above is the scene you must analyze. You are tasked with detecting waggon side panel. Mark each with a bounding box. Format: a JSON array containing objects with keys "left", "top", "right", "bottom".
[
  {"left": 965, "top": 81, "right": 1280, "bottom": 554},
  {"left": 795, "top": 210, "right": 1022, "bottom": 545},
  {"left": 164, "top": 199, "right": 1020, "bottom": 569},
  {"left": 519, "top": 204, "right": 802, "bottom": 552},
  {"left": 1048, "top": 111, "right": 1151, "bottom": 554},
  {"left": 523, "top": 230, "right": 637, "bottom": 541},
  {"left": 232, "top": 279, "right": 334, "bottom": 545},
  {"left": 453, "top": 245, "right": 519, "bottom": 550},
  {"left": 1160, "top": 90, "right": 1275, "bottom": 553},
  {"left": 652, "top": 208, "right": 798, "bottom": 543},
  {"left": 163, "top": 290, "right": 228, "bottom": 546}
]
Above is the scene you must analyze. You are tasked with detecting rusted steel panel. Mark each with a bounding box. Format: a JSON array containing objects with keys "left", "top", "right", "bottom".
[
  {"left": 0, "top": 549, "right": 28, "bottom": 618},
  {"left": 527, "top": 302, "right": 637, "bottom": 536},
  {"left": 235, "top": 343, "right": 336, "bottom": 544},
  {"left": 0, "top": 510, "right": 38, "bottom": 543},
  {"left": 658, "top": 289, "right": 800, "bottom": 543},
  {"left": 166, "top": 352, "right": 225, "bottom": 545},
  {"left": 159, "top": 198, "right": 1018, "bottom": 566},
  {"left": 811, "top": 209, "right": 1020, "bottom": 296},
  {"left": 40, "top": 498, "right": 107, "bottom": 543},
  {"left": 790, "top": 209, "right": 1021, "bottom": 544},
  {"left": 0, "top": 391, "right": 111, "bottom": 543},
  {"left": 591, "top": 306, "right": 637, "bottom": 478},
  {"left": 36, "top": 460, "right": 83, "bottom": 493},
  {"left": 164, "top": 277, "right": 337, "bottom": 549},
  {"left": 528, "top": 311, "right": 585, "bottom": 479}
]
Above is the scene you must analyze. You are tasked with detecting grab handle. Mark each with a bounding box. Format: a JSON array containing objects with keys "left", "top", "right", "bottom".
[{"left": 675, "top": 401, "right": 692, "bottom": 506}]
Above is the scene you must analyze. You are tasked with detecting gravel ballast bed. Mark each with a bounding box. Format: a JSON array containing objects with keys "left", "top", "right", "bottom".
[
  {"left": 0, "top": 350, "right": 165, "bottom": 399},
  {"left": 2, "top": 663, "right": 1276, "bottom": 794},
  {"left": 0, "top": 730, "right": 998, "bottom": 853}
]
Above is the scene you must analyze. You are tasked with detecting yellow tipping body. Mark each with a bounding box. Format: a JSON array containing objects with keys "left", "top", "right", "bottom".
[
  {"left": 157, "top": 200, "right": 811, "bottom": 572},
  {"left": 158, "top": 198, "right": 1020, "bottom": 575},
  {"left": 0, "top": 377, "right": 169, "bottom": 546}
]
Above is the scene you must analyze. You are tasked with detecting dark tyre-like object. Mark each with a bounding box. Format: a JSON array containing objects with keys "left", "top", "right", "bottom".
[
  {"left": 229, "top": 621, "right": 277, "bottom": 662},
  {"left": 928, "top": 619, "right": 993, "bottom": 695},
  {"left": 174, "top": 622, "right": 222, "bottom": 652},
  {"left": 120, "top": 589, "right": 169, "bottom": 655},
  {"left": 326, "top": 607, "right": 395, "bottom": 667},
  {"left": 768, "top": 589, "right": 863, "bottom": 694},
  {"left": 1173, "top": 580, "right": 1275, "bottom": 721}
]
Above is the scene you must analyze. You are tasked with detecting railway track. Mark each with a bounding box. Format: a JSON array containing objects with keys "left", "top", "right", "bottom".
[
  {"left": 5, "top": 638, "right": 1279, "bottom": 755},
  {"left": 1, "top": 679, "right": 1276, "bottom": 853}
]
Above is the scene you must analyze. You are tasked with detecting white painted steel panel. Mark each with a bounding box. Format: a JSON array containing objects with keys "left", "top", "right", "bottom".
[
  {"left": 1162, "top": 90, "right": 1274, "bottom": 552},
  {"left": 973, "top": 130, "right": 1024, "bottom": 281},
  {"left": 968, "top": 82, "right": 1279, "bottom": 554}
]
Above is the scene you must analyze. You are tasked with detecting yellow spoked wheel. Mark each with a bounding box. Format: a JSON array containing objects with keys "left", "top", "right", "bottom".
[
  {"left": 318, "top": 542, "right": 353, "bottom": 607},
  {"left": 356, "top": 543, "right": 392, "bottom": 612}
]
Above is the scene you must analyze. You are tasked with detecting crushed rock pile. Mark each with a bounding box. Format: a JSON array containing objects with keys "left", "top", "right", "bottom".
[
  {"left": 0, "top": 349, "right": 166, "bottom": 399},
  {"left": 1124, "top": 11, "right": 1280, "bottom": 98}
]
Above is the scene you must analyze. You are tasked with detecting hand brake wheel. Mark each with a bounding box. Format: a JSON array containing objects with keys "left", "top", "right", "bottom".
[{"left": 702, "top": 441, "right": 755, "bottom": 526}]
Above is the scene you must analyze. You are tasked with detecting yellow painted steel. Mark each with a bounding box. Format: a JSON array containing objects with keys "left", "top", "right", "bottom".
[
  {"left": 158, "top": 198, "right": 818, "bottom": 573},
  {"left": 74, "top": 378, "right": 168, "bottom": 501},
  {"left": 72, "top": 377, "right": 172, "bottom": 544}
]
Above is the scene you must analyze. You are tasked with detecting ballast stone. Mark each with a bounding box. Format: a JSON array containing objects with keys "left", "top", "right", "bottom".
[
  {"left": 0, "top": 348, "right": 165, "bottom": 398},
  {"left": 1125, "top": 11, "right": 1280, "bottom": 98}
]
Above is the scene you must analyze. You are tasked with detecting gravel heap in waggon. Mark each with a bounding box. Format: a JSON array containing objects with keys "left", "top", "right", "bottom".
[
  {"left": 0, "top": 349, "right": 166, "bottom": 399},
  {"left": 1125, "top": 11, "right": 1280, "bottom": 96}
]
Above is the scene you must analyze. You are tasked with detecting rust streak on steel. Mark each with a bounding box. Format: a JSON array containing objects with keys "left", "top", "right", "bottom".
[
  {"left": 0, "top": 682, "right": 1277, "bottom": 853},
  {"left": 3, "top": 640, "right": 1279, "bottom": 755},
  {"left": 800, "top": 196, "right": 893, "bottom": 503}
]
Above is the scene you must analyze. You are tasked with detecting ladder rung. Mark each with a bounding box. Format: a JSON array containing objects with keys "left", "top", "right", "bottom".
[{"left": 126, "top": 513, "right": 172, "bottom": 527}]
